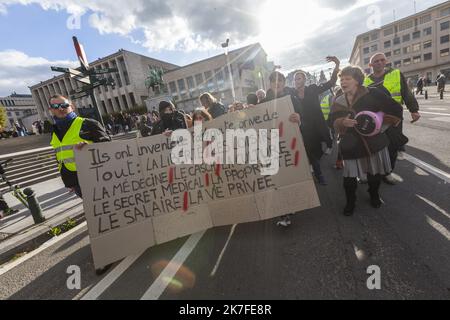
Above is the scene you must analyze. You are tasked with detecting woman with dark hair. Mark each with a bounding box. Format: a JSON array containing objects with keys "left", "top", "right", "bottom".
[{"left": 329, "top": 66, "right": 403, "bottom": 216}]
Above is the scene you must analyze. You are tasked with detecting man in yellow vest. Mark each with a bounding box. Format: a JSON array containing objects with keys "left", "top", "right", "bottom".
[
  {"left": 49, "top": 94, "right": 110, "bottom": 198},
  {"left": 364, "top": 53, "right": 421, "bottom": 185}
]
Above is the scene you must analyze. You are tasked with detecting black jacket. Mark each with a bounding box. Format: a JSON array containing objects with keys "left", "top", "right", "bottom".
[
  {"left": 52, "top": 117, "right": 111, "bottom": 188},
  {"left": 263, "top": 86, "right": 332, "bottom": 161},
  {"left": 329, "top": 87, "right": 403, "bottom": 160},
  {"left": 151, "top": 111, "right": 187, "bottom": 136},
  {"left": 208, "top": 102, "right": 227, "bottom": 119}
]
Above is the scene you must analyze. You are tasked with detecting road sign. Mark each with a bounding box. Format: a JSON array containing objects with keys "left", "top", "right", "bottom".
[
  {"left": 51, "top": 66, "right": 70, "bottom": 73},
  {"left": 70, "top": 74, "right": 91, "bottom": 85},
  {"left": 70, "top": 91, "right": 90, "bottom": 100},
  {"left": 88, "top": 68, "right": 118, "bottom": 75}
]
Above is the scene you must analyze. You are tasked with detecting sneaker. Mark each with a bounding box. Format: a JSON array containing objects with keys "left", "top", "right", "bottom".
[
  {"left": 382, "top": 174, "right": 396, "bottom": 185},
  {"left": 357, "top": 177, "right": 368, "bottom": 184},
  {"left": 276, "top": 216, "right": 291, "bottom": 227},
  {"left": 397, "top": 151, "right": 405, "bottom": 160}
]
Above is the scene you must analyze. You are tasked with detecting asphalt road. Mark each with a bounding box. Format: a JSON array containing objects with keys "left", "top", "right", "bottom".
[{"left": 0, "top": 94, "right": 449, "bottom": 300}]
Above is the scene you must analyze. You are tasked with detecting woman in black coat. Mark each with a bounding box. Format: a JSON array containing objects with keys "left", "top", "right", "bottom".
[
  {"left": 329, "top": 66, "right": 403, "bottom": 216},
  {"left": 291, "top": 56, "right": 340, "bottom": 185}
]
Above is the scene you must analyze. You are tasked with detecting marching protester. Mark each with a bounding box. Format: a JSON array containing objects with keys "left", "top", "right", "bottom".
[
  {"left": 364, "top": 53, "right": 421, "bottom": 185},
  {"left": 138, "top": 115, "right": 152, "bottom": 137},
  {"left": 329, "top": 66, "right": 403, "bottom": 216},
  {"left": 261, "top": 71, "right": 302, "bottom": 227},
  {"left": 290, "top": 56, "right": 340, "bottom": 185},
  {"left": 48, "top": 94, "right": 111, "bottom": 199},
  {"left": 437, "top": 72, "right": 446, "bottom": 99},
  {"left": 246, "top": 93, "right": 258, "bottom": 108},
  {"left": 199, "top": 92, "right": 227, "bottom": 119},
  {"left": 151, "top": 101, "right": 187, "bottom": 136},
  {"left": 416, "top": 76, "right": 424, "bottom": 95}
]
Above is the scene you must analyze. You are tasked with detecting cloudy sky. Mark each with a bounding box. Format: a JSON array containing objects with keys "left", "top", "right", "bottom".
[{"left": 0, "top": 0, "right": 446, "bottom": 96}]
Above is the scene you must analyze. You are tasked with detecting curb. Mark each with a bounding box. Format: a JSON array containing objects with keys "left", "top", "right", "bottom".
[{"left": 0, "top": 205, "right": 86, "bottom": 266}]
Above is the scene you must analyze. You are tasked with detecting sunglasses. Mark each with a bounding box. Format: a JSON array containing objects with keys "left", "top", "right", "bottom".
[{"left": 50, "top": 103, "right": 70, "bottom": 109}]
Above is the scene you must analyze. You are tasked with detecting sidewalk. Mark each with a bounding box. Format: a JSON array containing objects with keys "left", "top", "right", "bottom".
[{"left": 0, "top": 177, "right": 84, "bottom": 263}]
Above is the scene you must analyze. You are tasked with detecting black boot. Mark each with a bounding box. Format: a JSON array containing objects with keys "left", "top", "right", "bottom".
[
  {"left": 343, "top": 177, "right": 357, "bottom": 216},
  {"left": 367, "top": 174, "right": 382, "bottom": 208}
]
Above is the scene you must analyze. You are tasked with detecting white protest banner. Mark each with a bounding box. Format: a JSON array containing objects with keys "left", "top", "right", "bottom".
[{"left": 75, "top": 96, "right": 320, "bottom": 268}]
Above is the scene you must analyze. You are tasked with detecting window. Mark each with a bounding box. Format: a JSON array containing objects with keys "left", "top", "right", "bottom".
[
  {"left": 394, "top": 60, "right": 402, "bottom": 68},
  {"left": 413, "top": 56, "right": 421, "bottom": 64},
  {"left": 441, "top": 35, "right": 450, "bottom": 44},
  {"left": 403, "top": 46, "right": 411, "bottom": 54},
  {"left": 129, "top": 93, "right": 137, "bottom": 107},
  {"left": 441, "top": 48, "right": 450, "bottom": 57},
  {"left": 420, "top": 14, "right": 431, "bottom": 24},
  {"left": 169, "top": 81, "right": 177, "bottom": 95},
  {"left": 412, "top": 31, "right": 421, "bottom": 39},
  {"left": 111, "top": 60, "right": 122, "bottom": 87},
  {"left": 402, "top": 34, "right": 410, "bottom": 42},
  {"left": 364, "top": 57, "right": 370, "bottom": 65},
  {"left": 424, "top": 53, "right": 432, "bottom": 61},
  {"left": 441, "top": 21, "right": 450, "bottom": 31},
  {"left": 423, "top": 40, "right": 432, "bottom": 49},
  {"left": 177, "top": 79, "right": 186, "bottom": 97},
  {"left": 118, "top": 57, "right": 130, "bottom": 86},
  {"left": 423, "top": 27, "right": 432, "bottom": 36},
  {"left": 385, "top": 51, "right": 392, "bottom": 57},
  {"left": 101, "top": 101, "right": 107, "bottom": 114},
  {"left": 204, "top": 71, "right": 214, "bottom": 90},
  {"left": 186, "top": 76, "right": 195, "bottom": 96},
  {"left": 7, "top": 112, "right": 11, "bottom": 117},
  {"left": 412, "top": 43, "right": 421, "bottom": 52},
  {"left": 370, "top": 44, "right": 378, "bottom": 52},
  {"left": 363, "top": 47, "right": 370, "bottom": 54},
  {"left": 403, "top": 58, "right": 411, "bottom": 66},
  {"left": 121, "top": 95, "right": 129, "bottom": 109},
  {"left": 371, "top": 32, "right": 379, "bottom": 41},
  {"left": 384, "top": 28, "right": 393, "bottom": 36},
  {"left": 195, "top": 73, "right": 204, "bottom": 92},
  {"left": 107, "top": 99, "right": 113, "bottom": 111},
  {"left": 384, "top": 40, "right": 391, "bottom": 48},
  {"left": 441, "top": 7, "right": 450, "bottom": 17},
  {"left": 115, "top": 97, "right": 121, "bottom": 110},
  {"left": 393, "top": 37, "right": 400, "bottom": 45},
  {"left": 215, "top": 68, "right": 225, "bottom": 89},
  {"left": 399, "top": 20, "right": 413, "bottom": 31},
  {"left": 363, "top": 36, "right": 370, "bottom": 43}
]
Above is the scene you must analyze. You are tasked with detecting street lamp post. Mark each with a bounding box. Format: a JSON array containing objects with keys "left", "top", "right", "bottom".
[{"left": 221, "top": 39, "right": 236, "bottom": 102}]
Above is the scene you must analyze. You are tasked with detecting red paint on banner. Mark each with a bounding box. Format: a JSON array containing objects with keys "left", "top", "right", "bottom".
[
  {"left": 278, "top": 122, "right": 284, "bottom": 138},
  {"left": 205, "top": 173, "right": 210, "bottom": 187},
  {"left": 168, "top": 167, "right": 174, "bottom": 184},
  {"left": 215, "top": 164, "right": 221, "bottom": 177},
  {"left": 291, "top": 137, "right": 297, "bottom": 150},
  {"left": 295, "top": 151, "right": 300, "bottom": 166},
  {"left": 183, "top": 192, "right": 189, "bottom": 212}
]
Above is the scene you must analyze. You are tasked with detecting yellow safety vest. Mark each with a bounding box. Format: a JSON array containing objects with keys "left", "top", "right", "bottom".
[
  {"left": 364, "top": 69, "right": 403, "bottom": 104},
  {"left": 320, "top": 95, "right": 331, "bottom": 120},
  {"left": 50, "top": 117, "right": 92, "bottom": 172}
]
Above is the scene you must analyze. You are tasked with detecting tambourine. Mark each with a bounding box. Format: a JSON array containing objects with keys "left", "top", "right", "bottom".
[{"left": 354, "top": 111, "right": 384, "bottom": 137}]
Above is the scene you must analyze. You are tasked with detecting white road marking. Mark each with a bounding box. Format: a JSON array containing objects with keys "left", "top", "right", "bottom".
[
  {"left": 140, "top": 230, "right": 206, "bottom": 300},
  {"left": 0, "top": 222, "right": 87, "bottom": 276},
  {"left": 419, "top": 111, "right": 450, "bottom": 116},
  {"left": 429, "top": 117, "right": 450, "bottom": 123},
  {"left": 404, "top": 153, "right": 450, "bottom": 184},
  {"left": 425, "top": 108, "right": 447, "bottom": 111},
  {"left": 80, "top": 249, "right": 146, "bottom": 300},
  {"left": 425, "top": 215, "right": 450, "bottom": 241},
  {"left": 210, "top": 224, "right": 237, "bottom": 277},
  {"left": 417, "top": 195, "right": 450, "bottom": 220}
]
